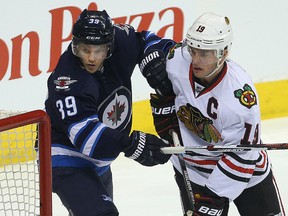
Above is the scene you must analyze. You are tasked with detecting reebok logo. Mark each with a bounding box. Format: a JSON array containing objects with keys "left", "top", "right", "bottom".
[{"left": 101, "top": 194, "right": 113, "bottom": 202}]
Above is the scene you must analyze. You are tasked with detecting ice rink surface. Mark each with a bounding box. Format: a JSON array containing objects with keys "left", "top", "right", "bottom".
[{"left": 53, "top": 117, "right": 288, "bottom": 215}]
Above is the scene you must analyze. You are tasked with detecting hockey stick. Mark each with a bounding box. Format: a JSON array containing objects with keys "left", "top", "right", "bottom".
[
  {"left": 161, "top": 143, "right": 288, "bottom": 155},
  {"left": 170, "top": 130, "right": 194, "bottom": 216}
]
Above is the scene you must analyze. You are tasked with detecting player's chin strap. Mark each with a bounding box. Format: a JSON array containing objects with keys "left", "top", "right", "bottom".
[
  {"left": 68, "top": 209, "right": 75, "bottom": 216},
  {"left": 205, "top": 56, "right": 226, "bottom": 78}
]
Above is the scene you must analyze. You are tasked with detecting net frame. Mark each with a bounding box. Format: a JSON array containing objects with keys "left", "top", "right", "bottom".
[{"left": 0, "top": 110, "right": 52, "bottom": 216}]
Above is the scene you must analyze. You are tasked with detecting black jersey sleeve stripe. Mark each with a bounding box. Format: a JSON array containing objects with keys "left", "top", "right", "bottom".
[{"left": 217, "top": 163, "right": 250, "bottom": 183}]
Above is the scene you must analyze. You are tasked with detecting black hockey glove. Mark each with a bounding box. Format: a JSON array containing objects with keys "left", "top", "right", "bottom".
[
  {"left": 124, "top": 130, "right": 171, "bottom": 166},
  {"left": 139, "top": 49, "right": 174, "bottom": 97},
  {"left": 193, "top": 187, "right": 228, "bottom": 216},
  {"left": 150, "top": 93, "right": 181, "bottom": 144}
]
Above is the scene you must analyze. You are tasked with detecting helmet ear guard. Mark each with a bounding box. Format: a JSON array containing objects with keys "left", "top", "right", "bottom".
[
  {"left": 72, "top": 9, "right": 115, "bottom": 58},
  {"left": 185, "top": 12, "right": 233, "bottom": 59}
]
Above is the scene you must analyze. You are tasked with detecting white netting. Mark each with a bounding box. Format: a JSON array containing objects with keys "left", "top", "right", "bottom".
[{"left": 0, "top": 110, "right": 40, "bottom": 216}]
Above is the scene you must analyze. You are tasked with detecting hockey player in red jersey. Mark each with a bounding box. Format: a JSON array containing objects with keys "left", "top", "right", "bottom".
[
  {"left": 144, "top": 12, "right": 285, "bottom": 215},
  {"left": 45, "top": 9, "right": 175, "bottom": 216}
]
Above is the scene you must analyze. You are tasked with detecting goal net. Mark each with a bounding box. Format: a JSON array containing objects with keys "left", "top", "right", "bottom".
[{"left": 0, "top": 110, "right": 52, "bottom": 216}]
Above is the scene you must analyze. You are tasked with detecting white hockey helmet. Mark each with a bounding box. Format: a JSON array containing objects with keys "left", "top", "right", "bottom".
[{"left": 185, "top": 12, "right": 233, "bottom": 59}]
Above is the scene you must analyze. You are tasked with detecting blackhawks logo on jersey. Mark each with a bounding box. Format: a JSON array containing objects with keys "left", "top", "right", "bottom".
[
  {"left": 177, "top": 103, "right": 222, "bottom": 143},
  {"left": 167, "top": 43, "right": 182, "bottom": 59},
  {"left": 234, "top": 84, "right": 257, "bottom": 109}
]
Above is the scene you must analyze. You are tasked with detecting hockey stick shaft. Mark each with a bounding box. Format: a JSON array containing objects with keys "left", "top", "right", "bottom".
[
  {"left": 161, "top": 143, "right": 288, "bottom": 154},
  {"left": 170, "top": 130, "right": 194, "bottom": 215}
]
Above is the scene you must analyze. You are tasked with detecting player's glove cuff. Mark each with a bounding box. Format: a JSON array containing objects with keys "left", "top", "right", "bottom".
[{"left": 124, "top": 131, "right": 171, "bottom": 166}]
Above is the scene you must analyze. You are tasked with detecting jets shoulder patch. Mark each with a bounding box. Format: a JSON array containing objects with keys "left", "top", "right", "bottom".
[{"left": 54, "top": 76, "right": 77, "bottom": 91}]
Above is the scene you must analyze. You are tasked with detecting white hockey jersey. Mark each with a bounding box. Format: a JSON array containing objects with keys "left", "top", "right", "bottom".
[{"left": 166, "top": 45, "right": 270, "bottom": 201}]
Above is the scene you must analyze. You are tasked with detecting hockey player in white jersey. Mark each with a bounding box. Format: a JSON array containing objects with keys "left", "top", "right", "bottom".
[{"left": 142, "top": 12, "right": 285, "bottom": 215}]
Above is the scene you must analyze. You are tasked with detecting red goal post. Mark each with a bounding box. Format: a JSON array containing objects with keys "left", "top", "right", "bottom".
[{"left": 0, "top": 110, "right": 52, "bottom": 216}]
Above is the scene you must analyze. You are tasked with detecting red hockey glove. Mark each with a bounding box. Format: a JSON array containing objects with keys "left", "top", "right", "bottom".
[
  {"left": 150, "top": 93, "right": 181, "bottom": 144},
  {"left": 193, "top": 187, "right": 228, "bottom": 216}
]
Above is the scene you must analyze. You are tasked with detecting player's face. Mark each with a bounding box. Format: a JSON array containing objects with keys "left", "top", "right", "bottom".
[
  {"left": 77, "top": 44, "right": 108, "bottom": 73},
  {"left": 188, "top": 47, "right": 219, "bottom": 79}
]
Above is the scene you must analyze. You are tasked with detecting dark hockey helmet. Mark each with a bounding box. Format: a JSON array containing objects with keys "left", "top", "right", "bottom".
[{"left": 72, "top": 9, "right": 115, "bottom": 58}]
